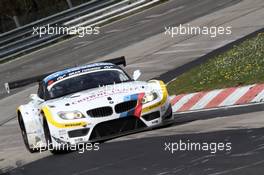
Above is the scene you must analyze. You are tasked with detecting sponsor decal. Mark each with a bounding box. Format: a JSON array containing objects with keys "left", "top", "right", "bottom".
[
  {"left": 44, "top": 63, "right": 116, "bottom": 84},
  {"left": 71, "top": 86, "right": 143, "bottom": 105}
]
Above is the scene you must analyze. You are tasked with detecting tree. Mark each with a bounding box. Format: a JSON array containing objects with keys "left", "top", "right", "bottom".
[
  {"left": 66, "top": 0, "right": 73, "bottom": 8},
  {"left": 0, "top": 0, "right": 22, "bottom": 27}
]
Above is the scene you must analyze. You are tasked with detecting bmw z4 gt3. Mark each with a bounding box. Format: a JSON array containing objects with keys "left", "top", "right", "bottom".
[{"left": 5, "top": 57, "right": 173, "bottom": 153}]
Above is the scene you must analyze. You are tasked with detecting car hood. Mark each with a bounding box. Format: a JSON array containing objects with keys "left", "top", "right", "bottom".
[{"left": 43, "top": 81, "right": 151, "bottom": 113}]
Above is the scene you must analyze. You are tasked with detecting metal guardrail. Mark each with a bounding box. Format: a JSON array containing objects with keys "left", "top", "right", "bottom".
[
  {"left": 0, "top": 0, "right": 156, "bottom": 62},
  {"left": 0, "top": 0, "right": 111, "bottom": 46},
  {"left": 0, "top": 0, "right": 118, "bottom": 59},
  {"left": 0, "top": 0, "right": 121, "bottom": 60},
  {"left": 66, "top": 0, "right": 149, "bottom": 28}
]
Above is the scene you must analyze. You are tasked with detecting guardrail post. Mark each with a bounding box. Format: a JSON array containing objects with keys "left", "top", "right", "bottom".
[{"left": 66, "top": 0, "right": 73, "bottom": 8}]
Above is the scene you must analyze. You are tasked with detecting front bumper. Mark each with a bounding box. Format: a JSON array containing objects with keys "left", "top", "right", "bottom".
[{"left": 50, "top": 103, "right": 172, "bottom": 146}]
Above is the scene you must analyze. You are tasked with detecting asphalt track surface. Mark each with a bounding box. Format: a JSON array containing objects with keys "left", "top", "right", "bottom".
[
  {"left": 5, "top": 126, "right": 264, "bottom": 175},
  {"left": 0, "top": 0, "right": 241, "bottom": 99}
]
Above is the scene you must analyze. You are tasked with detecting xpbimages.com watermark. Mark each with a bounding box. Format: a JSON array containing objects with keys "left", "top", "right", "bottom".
[
  {"left": 165, "top": 24, "right": 232, "bottom": 38},
  {"left": 32, "top": 24, "right": 100, "bottom": 38},
  {"left": 164, "top": 140, "right": 232, "bottom": 154},
  {"left": 33, "top": 141, "right": 100, "bottom": 154}
]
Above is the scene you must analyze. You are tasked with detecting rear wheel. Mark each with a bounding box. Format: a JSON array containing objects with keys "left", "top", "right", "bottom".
[{"left": 18, "top": 114, "right": 39, "bottom": 153}]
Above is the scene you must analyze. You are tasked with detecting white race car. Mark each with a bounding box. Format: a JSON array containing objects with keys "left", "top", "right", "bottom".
[{"left": 5, "top": 57, "right": 173, "bottom": 153}]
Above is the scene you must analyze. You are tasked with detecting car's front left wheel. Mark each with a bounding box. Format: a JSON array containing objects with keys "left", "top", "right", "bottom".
[{"left": 43, "top": 117, "right": 70, "bottom": 154}]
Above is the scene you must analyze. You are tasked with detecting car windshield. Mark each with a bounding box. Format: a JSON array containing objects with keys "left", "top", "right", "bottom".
[{"left": 48, "top": 69, "right": 131, "bottom": 99}]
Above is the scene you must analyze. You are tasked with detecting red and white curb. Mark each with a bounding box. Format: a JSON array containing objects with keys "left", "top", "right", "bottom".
[{"left": 170, "top": 84, "right": 264, "bottom": 113}]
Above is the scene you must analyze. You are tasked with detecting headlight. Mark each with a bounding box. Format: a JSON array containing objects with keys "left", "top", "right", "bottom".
[
  {"left": 57, "top": 111, "right": 85, "bottom": 120},
  {"left": 142, "top": 92, "right": 158, "bottom": 104}
]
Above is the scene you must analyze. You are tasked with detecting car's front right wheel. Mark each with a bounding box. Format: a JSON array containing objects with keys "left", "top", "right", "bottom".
[{"left": 18, "top": 114, "right": 39, "bottom": 153}]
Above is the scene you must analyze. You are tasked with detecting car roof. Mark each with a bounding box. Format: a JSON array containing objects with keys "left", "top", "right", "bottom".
[{"left": 43, "top": 62, "right": 119, "bottom": 86}]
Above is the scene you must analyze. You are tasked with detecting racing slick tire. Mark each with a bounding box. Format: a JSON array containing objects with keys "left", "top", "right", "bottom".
[
  {"left": 43, "top": 118, "right": 71, "bottom": 154},
  {"left": 18, "top": 113, "right": 39, "bottom": 153},
  {"left": 162, "top": 104, "right": 174, "bottom": 126}
]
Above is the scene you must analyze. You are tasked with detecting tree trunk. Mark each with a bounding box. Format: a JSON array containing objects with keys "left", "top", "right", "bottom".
[
  {"left": 32, "top": 0, "right": 39, "bottom": 11},
  {"left": 66, "top": 0, "right": 73, "bottom": 8},
  {"left": 13, "top": 15, "right": 20, "bottom": 27}
]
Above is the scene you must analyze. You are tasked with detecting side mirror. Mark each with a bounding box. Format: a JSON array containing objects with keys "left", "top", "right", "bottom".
[
  {"left": 133, "top": 70, "right": 141, "bottom": 80},
  {"left": 30, "top": 94, "right": 44, "bottom": 102}
]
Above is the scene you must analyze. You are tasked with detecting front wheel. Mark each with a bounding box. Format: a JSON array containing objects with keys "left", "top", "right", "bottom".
[
  {"left": 43, "top": 118, "right": 70, "bottom": 154},
  {"left": 162, "top": 105, "right": 174, "bottom": 127}
]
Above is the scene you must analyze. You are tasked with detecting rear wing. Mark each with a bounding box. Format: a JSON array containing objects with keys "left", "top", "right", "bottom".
[
  {"left": 4, "top": 56, "right": 126, "bottom": 93},
  {"left": 102, "top": 56, "right": 126, "bottom": 67},
  {"left": 4, "top": 73, "right": 50, "bottom": 94}
]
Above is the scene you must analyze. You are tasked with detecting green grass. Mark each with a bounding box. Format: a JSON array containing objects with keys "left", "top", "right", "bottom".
[{"left": 167, "top": 32, "right": 264, "bottom": 95}]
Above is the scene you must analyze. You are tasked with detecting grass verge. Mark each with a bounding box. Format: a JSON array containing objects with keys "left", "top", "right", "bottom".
[{"left": 167, "top": 32, "right": 264, "bottom": 95}]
